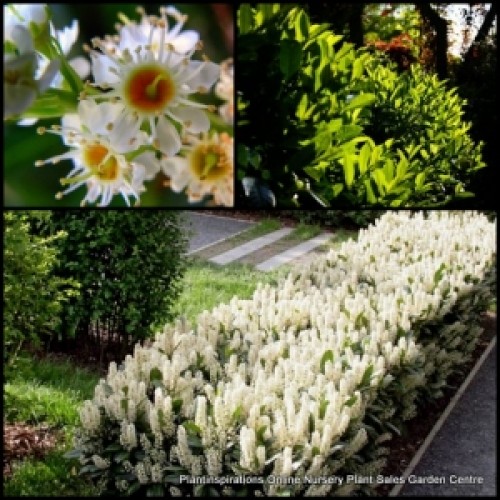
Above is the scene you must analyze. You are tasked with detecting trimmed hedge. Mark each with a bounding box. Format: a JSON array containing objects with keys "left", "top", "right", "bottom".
[
  {"left": 41, "top": 211, "right": 188, "bottom": 358},
  {"left": 68, "top": 211, "right": 496, "bottom": 496}
]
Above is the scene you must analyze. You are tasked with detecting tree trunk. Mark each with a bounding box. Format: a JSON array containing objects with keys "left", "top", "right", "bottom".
[{"left": 417, "top": 4, "right": 449, "bottom": 79}]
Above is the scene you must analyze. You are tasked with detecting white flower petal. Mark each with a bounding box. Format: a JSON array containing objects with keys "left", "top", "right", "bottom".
[
  {"left": 54, "top": 19, "right": 79, "bottom": 55},
  {"left": 172, "top": 107, "right": 210, "bottom": 134},
  {"left": 170, "top": 31, "right": 199, "bottom": 53},
  {"left": 155, "top": 115, "right": 182, "bottom": 156},
  {"left": 183, "top": 61, "right": 220, "bottom": 92},
  {"left": 109, "top": 110, "right": 143, "bottom": 153},
  {"left": 69, "top": 56, "right": 90, "bottom": 80},
  {"left": 78, "top": 100, "right": 123, "bottom": 136},
  {"left": 37, "top": 59, "right": 60, "bottom": 92},
  {"left": 7, "top": 25, "right": 34, "bottom": 54},
  {"left": 91, "top": 52, "right": 120, "bottom": 85},
  {"left": 134, "top": 152, "right": 160, "bottom": 180},
  {"left": 4, "top": 84, "right": 37, "bottom": 118}
]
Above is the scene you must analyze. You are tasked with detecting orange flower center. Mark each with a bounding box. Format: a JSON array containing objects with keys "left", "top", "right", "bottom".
[
  {"left": 190, "top": 141, "right": 232, "bottom": 182},
  {"left": 83, "top": 144, "right": 120, "bottom": 181},
  {"left": 123, "top": 64, "right": 175, "bottom": 113}
]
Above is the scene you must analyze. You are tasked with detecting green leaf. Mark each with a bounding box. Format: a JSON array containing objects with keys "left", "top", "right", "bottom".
[
  {"left": 147, "top": 484, "right": 165, "bottom": 497},
  {"left": 320, "top": 349, "right": 334, "bottom": 374},
  {"left": 359, "top": 143, "right": 371, "bottom": 175},
  {"left": 304, "top": 166, "right": 322, "bottom": 182},
  {"left": 344, "top": 93, "right": 376, "bottom": 112},
  {"left": 279, "top": 39, "right": 302, "bottom": 80},
  {"left": 395, "top": 151, "right": 408, "bottom": 180},
  {"left": 332, "top": 183, "right": 344, "bottom": 197},
  {"left": 385, "top": 421, "right": 401, "bottom": 436},
  {"left": 352, "top": 57, "right": 364, "bottom": 80},
  {"left": 319, "top": 398, "right": 329, "bottom": 419},
  {"left": 295, "top": 9, "right": 310, "bottom": 42},
  {"left": 238, "top": 5, "right": 253, "bottom": 34},
  {"left": 433, "top": 263, "right": 446, "bottom": 285},
  {"left": 415, "top": 172, "right": 426, "bottom": 190},
  {"left": 360, "top": 364, "right": 374, "bottom": 387},
  {"left": 237, "top": 144, "right": 249, "bottom": 167},
  {"left": 364, "top": 179, "right": 377, "bottom": 204},
  {"left": 149, "top": 367, "right": 162, "bottom": 382},
  {"left": 63, "top": 448, "right": 82, "bottom": 459},
  {"left": 183, "top": 421, "right": 201, "bottom": 436},
  {"left": 343, "top": 155, "right": 356, "bottom": 188},
  {"left": 344, "top": 394, "right": 357, "bottom": 407}
]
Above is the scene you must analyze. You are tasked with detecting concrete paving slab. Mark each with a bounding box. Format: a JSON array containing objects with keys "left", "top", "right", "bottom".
[
  {"left": 209, "top": 227, "right": 293, "bottom": 265},
  {"left": 183, "top": 212, "right": 254, "bottom": 254},
  {"left": 255, "top": 232, "right": 333, "bottom": 271},
  {"left": 399, "top": 342, "right": 497, "bottom": 497}
]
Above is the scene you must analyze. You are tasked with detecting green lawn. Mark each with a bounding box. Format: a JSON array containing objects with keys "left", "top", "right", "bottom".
[{"left": 4, "top": 355, "right": 100, "bottom": 496}]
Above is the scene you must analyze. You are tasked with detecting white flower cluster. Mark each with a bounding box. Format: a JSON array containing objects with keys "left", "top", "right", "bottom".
[
  {"left": 5, "top": 4, "right": 233, "bottom": 207},
  {"left": 77, "top": 211, "right": 495, "bottom": 496}
]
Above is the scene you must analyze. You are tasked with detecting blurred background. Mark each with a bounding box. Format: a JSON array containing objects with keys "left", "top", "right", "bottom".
[{"left": 4, "top": 3, "right": 234, "bottom": 207}]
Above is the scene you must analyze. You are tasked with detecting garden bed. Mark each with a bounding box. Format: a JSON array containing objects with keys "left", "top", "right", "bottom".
[{"left": 66, "top": 211, "right": 495, "bottom": 496}]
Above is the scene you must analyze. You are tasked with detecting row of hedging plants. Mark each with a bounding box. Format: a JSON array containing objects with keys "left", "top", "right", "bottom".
[
  {"left": 32, "top": 211, "right": 188, "bottom": 363},
  {"left": 237, "top": 4, "right": 485, "bottom": 208},
  {"left": 3, "top": 211, "right": 79, "bottom": 375},
  {"left": 66, "top": 211, "right": 496, "bottom": 496}
]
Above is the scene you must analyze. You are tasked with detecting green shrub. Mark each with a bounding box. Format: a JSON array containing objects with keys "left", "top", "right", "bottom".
[
  {"left": 237, "top": 5, "right": 485, "bottom": 207},
  {"left": 3, "top": 212, "right": 79, "bottom": 373},
  {"left": 42, "top": 211, "right": 188, "bottom": 356}
]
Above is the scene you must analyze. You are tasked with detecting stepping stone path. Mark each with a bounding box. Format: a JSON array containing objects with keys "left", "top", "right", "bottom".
[
  {"left": 209, "top": 228, "right": 293, "bottom": 265},
  {"left": 183, "top": 213, "right": 332, "bottom": 271}
]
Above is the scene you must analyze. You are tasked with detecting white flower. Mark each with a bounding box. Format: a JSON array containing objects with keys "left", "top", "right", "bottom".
[
  {"left": 4, "top": 4, "right": 50, "bottom": 37},
  {"left": 161, "top": 132, "right": 233, "bottom": 206},
  {"left": 4, "top": 24, "right": 59, "bottom": 119},
  {"left": 117, "top": 6, "right": 200, "bottom": 56},
  {"left": 85, "top": 7, "right": 220, "bottom": 156},
  {"left": 35, "top": 100, "right": 160, "bottom": 206},
  {"left": 48, "top": 19, "right": 90, "bottom": 86},
  {"left": 215, "top": 58, "right": 233, "bottom": 124}
]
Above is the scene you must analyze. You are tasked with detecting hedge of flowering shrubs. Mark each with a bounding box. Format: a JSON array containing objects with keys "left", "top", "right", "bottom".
[{"left": 67, "top": 211, "right": 496, "bottom": 496}]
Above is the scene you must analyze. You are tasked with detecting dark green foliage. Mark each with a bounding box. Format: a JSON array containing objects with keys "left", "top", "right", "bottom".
[
  {"left": 237, "top": 5, "right": 485, "bottom": 208},
  {"left": 3, "top": 212, "right": 79, "bottom": 374},
  {"left": 281, "top": 210, "right": 384, "bottom": 228},
  {"left": 42, "top": 211, "right": 188, "bottom": 356}
]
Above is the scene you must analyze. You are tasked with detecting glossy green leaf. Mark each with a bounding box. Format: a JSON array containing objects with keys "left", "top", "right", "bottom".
[
  {"left": 344, "top": 93, "right": 376, "bottom": 112},
  {"left": 294, "top": 9, "right": 310, "bottom": 42},
  {"left": 359, "top": 142, "right": 371, "bottom": 175},
  {"left": 279, "top": 39, "right": 302, "bottom": 80},
  {"left": 343, "top": 155, "right": 356, "bottom": 188},
  {"left": 320, "top": 349, "right": 334, "bottom": 374}
]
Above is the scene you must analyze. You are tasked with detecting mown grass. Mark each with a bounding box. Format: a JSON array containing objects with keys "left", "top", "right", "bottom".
[
  {"left": 4, "top": 355, "right": 101, "bottom": 496},
  {"left": 171, "top": 258, "right": 286, "bottom": 322}
]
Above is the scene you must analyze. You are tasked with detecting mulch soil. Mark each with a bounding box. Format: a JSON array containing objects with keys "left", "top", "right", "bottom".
[{"left": 3, "top": 423, "right": 62, "bottom": 478}]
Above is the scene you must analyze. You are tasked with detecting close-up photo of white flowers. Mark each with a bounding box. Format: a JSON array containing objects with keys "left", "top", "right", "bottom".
[{"left": 4, "top": 3, "right": 234, "bottom": 207}]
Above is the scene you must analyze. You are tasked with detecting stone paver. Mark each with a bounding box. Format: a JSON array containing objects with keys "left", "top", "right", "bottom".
[
  {"left": 255, "top": 232, "right": 333, "bottom": 271},
  {"left": 183, "top": 212, "right": 254, "bottom": 254},
  {"left": 209, "top": 228, "right": 293, "bottom": 265}
]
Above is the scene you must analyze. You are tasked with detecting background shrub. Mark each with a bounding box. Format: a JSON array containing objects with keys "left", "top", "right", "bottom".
[
  {"left": 237, "top": 5, "right": 485, "bottom": 208},
  {"left": 41, "top": 211, "right": 188, "bottom": 363},
  {"left": 3, "top": 211, "right": 79, "bottom": 374}
]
